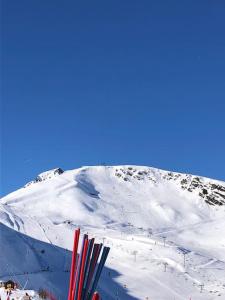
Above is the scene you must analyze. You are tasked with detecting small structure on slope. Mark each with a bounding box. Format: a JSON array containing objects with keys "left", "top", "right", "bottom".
[{"left": 4, "top": 280, "right": 16, "bottom": 290}]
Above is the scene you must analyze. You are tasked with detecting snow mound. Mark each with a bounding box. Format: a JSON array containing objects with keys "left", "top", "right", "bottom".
[{"left": 0, "top": 287, "right": 39, "bottom": 300}]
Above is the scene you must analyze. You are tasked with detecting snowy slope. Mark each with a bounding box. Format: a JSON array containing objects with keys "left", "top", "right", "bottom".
[
  {"left": 1, "top": 165, "right": 225, "bottom": 299},
  {"left": 0, "top": 287, "right": 39, "bottom": 300}
]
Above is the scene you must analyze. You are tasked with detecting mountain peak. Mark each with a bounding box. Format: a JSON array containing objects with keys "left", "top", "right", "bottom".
[
  {"left": 12, "top": 165, "right": 225, "bottom": 207},
  {"left": 24, "top": 167, "right": 64, "bottom": 188}
]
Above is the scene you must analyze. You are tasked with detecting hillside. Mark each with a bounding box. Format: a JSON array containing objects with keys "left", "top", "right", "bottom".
[{"left": 1, "top": 165, "right": 225, "bottom": 299}]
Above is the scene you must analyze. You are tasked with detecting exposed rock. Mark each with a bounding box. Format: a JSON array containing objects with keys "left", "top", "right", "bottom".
[
  {"left": 113, "top": 166, "right": 225, "bottom": 206},
  {"left": 24, "top": 168, "right": 64, "bottom": 188}
]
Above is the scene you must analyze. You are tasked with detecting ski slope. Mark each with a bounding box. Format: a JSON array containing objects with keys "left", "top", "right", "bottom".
[{"left": 1, "top": 165, "right": 225, "bottom": 299}]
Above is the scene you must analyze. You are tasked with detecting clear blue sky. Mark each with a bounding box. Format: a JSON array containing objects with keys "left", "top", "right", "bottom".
[{"left": 1, "top": 0, "right": 225, "bottom": 196}]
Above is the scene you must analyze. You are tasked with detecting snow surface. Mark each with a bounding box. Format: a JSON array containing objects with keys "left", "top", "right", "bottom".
[
  {"left": 0, "top": 287, "right": 38, "bottom": 300},
  {"left": 1, "top": 165, "right": 225, "bottom": 300}
]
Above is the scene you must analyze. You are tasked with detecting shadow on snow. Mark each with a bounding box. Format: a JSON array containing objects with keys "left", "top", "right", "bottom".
[{"left": 0, "top": 223, "right": 138, "bottom": 300}]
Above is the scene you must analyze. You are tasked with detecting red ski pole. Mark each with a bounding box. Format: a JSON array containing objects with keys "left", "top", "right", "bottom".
[
  {"left": 92, "top": 292, "right": 100, "bottom": 300},
  {"left": 68, "top": 229, "right": 80, "bottom": 300},
  {"left": 77, "top": 238, "right": 89, "bottom": 300}
]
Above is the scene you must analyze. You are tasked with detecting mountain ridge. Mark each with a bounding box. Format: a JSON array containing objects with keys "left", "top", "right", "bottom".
[{"left": 3, "top": 165, "right": 225, "bottom": 207}]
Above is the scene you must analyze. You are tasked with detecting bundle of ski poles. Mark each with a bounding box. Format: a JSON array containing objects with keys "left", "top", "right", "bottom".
[{"left": 68, "top": 229, "right": 110, "bottom": 300}]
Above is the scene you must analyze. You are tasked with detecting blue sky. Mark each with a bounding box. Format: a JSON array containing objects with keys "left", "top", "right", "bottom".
[{"left": 1, "top": 0, "right": 225, "bottom": 196}]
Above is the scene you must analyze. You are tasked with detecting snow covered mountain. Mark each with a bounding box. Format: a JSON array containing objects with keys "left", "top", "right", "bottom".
[{"left": 1, "top": 165, "right": 225, "bottom": 300}]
